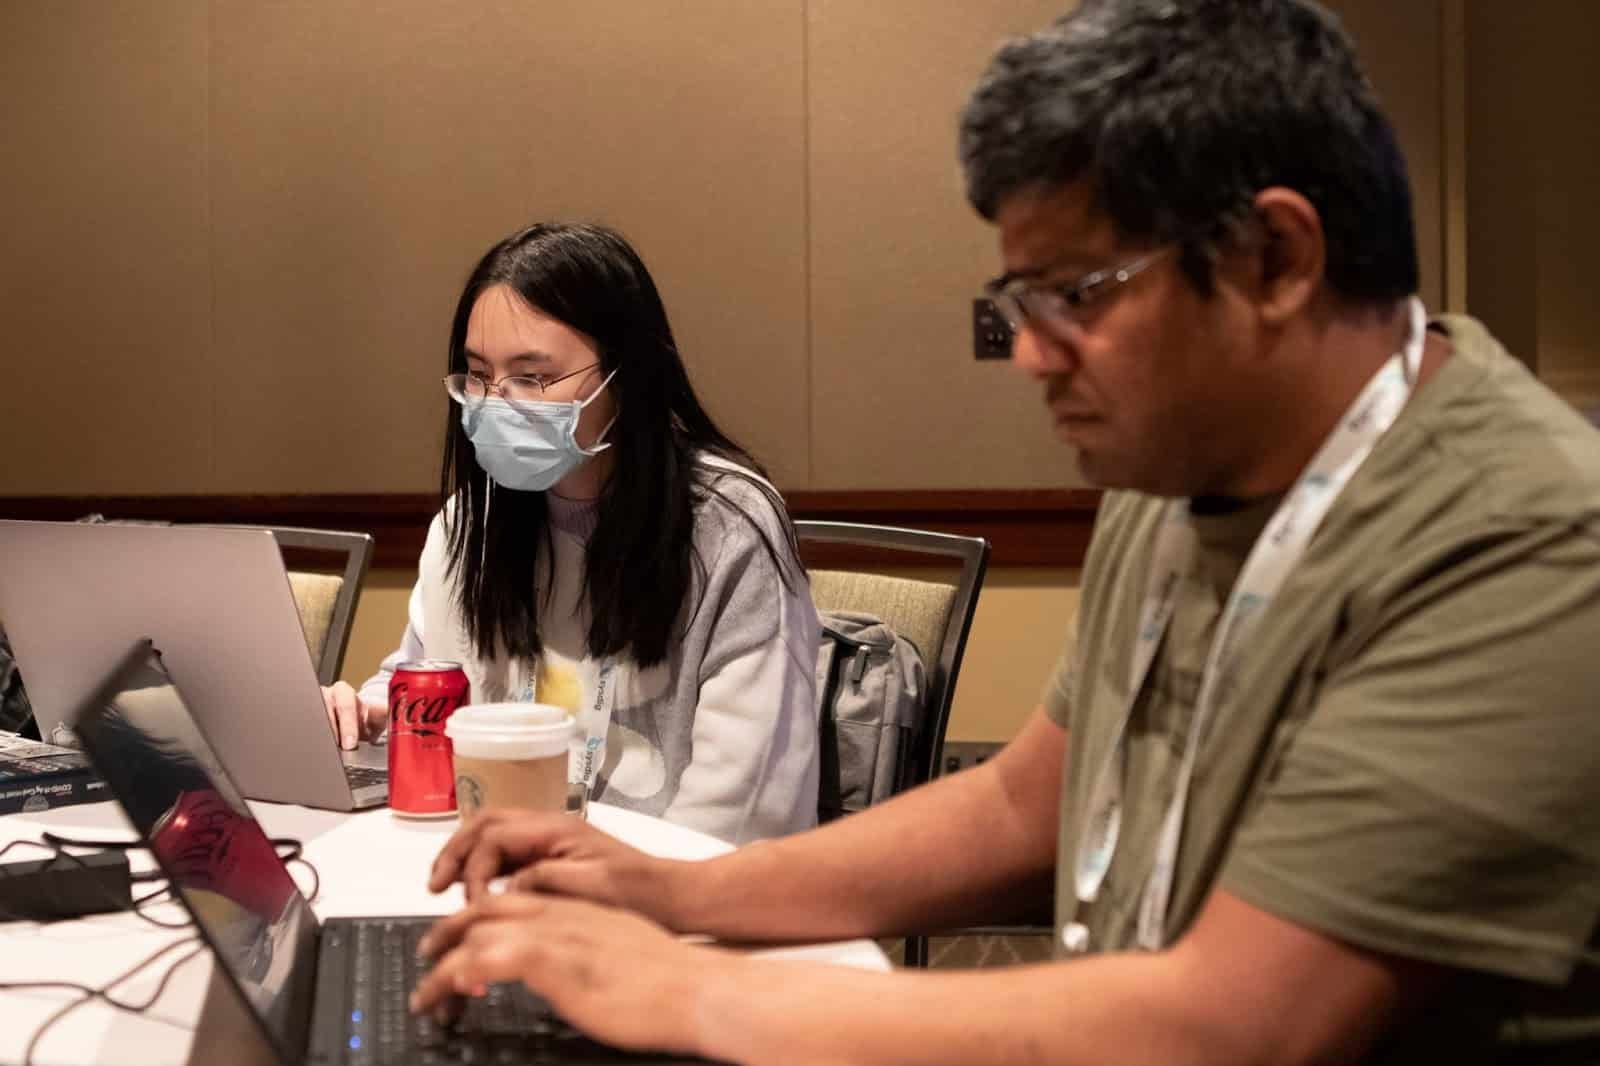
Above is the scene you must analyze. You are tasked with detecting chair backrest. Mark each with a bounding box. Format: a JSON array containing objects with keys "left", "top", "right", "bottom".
[
  {"left": 796, "top": 521, "right": 989, "bottom": 795},
  {"left": 195, "top": 525, "right": 374, "bottom": 686}
]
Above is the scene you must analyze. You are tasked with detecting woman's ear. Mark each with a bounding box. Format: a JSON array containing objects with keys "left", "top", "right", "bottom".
[{"left": 1250, "top": 187, "right": 1326, "bottom": 327}]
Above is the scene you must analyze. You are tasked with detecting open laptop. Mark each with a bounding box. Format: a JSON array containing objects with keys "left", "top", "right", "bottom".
[
  {"left": 0, "top": 520, "right": 386, "bottom": 810},
  {"left": 70, "top": 639, "right": 708, "bottom": 1065}
]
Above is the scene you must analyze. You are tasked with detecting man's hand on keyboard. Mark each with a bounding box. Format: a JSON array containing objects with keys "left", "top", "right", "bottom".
[
  {"left": 409, "top": 892, "right": 733, "bottom": 1056},
  {"left": 427, "top": 807, "right": 692, "bottom": 927}
]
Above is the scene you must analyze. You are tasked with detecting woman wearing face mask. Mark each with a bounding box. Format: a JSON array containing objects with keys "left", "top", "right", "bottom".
[{"left": 321, "top": 222, "right": 820, "bottom": 844}]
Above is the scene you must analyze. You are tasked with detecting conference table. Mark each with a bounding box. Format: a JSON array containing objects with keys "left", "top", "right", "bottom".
[{"left": 0, "top": 800, "right": 890, "bottom": 1065}]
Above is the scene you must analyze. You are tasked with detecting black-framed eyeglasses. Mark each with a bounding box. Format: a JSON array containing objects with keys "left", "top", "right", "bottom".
[
  {"left": 984, "top": 246, "right": 1173, "bottom": 334},
  {"left": 443, "top": 363, "right": 600, "bottom": 413}
]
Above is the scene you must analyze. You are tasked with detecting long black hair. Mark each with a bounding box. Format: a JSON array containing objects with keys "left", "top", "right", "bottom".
[{"left": 440, "top": 222, "right": 800, "bottom": 669}]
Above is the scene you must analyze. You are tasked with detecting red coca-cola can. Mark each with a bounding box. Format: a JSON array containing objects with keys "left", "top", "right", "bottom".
[{"left": 388, "top": 659, "right": 470, "bottom": 817}]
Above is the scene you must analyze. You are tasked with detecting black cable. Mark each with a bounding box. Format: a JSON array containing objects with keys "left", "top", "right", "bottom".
[
  {"left": 0, "top": 839, "right": 187, "bottom": 929},
  {"left": 0, "top": 837, "right": 77, "bottom": 868},
  {"left": 288, "top": 853, "right": 322, "bottom": 903},
  {"left": 35, "top": 830, "right": 315, "bottom": 894},
  {"left": 2, "top": 935, "right": 205, "bottom": 1066},
  {"left": 7, "top": 831, "right": 320, "bottom": 920},
  {"left": 41, "top": 830, "right": 305, "bottom": 870},
  {"left": 1, "top": 839, "right": 326, "bottom": 1063},
  {"left": 0, "top": 937, "right": 202, "bottom": 1064},
  {"left": 36, "top": 831, "right": 173, "bottom": 883},
  {"left": 38, "top": 831, "right": 145, "bottom": 850},
  {"left": 0, "top": 934, "right": 199, "bottom": 1010},
  {"left": 1, "top": 832, "right": 323, "bottom": 1063},
  {"left": 133, "top": 882, "right": 173, "bottom": 909}
]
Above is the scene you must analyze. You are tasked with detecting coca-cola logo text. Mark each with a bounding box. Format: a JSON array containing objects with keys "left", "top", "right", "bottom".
[
  {"left": 150, "top": 789, "right": 295, "bottom": 917},
  {"left": 153, "top": 789, "right": 236, "bottom": 882},
  {"left": 390, "top": 683, "right": 468, "bottom": 732}
]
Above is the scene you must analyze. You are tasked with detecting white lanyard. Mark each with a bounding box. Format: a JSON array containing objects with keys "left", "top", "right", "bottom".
[
  {"left": 522, "top": 657, "right": 617, "bottom": 796},
  {"left": 573, "top": 660, "right": 617, "bottom": 794},
  {"left": 1064, "top": 298, "right": 1427, "bottom": 954}
]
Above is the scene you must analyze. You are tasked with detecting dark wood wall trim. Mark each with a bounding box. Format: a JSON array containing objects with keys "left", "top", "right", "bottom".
[
  {"left": 788, "top": 490, "right": 1099, "bottom": 568},
  {"left": 0, "top": 490, "right": 1101, "bottom": 570}
]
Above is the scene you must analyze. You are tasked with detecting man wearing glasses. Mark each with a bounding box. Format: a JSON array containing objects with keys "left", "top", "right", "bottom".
[{"left": 411, "top": 2, "right": 1600, "bottom": 1062}]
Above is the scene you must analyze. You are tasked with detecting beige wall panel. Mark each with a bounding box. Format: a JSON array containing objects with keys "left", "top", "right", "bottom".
[
  {"left": 945, "top": 568, "right": 1079, "bottom": 743},
  {"left": 1463, "top": 0, "right": 1600, "bottom": 411},
  {"left": 1325, "top": 0, "right": 1444, "bottom": 311},
  {"left": 0, "top": 2, "right": 212, "bottom": 494},
  {"left": 209, "top": 1, "right": 808, "bottom": 493},
  {"left": 808, "top": 2, "right": 1446, "bottom": 491},
  {"left": 1463, "top": 2, "right": 1540, "bottom": 365},
  {"left": 807, "top": 2, "right": 1082, "bottom": 491},
  {"left": 1527, "top": 1, "right": 1600, "bottom": 410}
]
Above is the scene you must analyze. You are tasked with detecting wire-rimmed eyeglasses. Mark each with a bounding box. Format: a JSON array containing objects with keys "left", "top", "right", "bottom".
[
  {"left": 984, "top": 246, "right": 1173, "bottom": 335},
  {"left": 443, "top": 363, "right": 599, "bottom": 413}
]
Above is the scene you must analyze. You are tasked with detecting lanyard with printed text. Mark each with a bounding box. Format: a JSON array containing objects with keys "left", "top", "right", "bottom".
[
  {"left": 523, "top": 658, "right": 617, "bottom": 796},
  {"left": 572, "top": 660, "right": 617, "bottom": 795},
  {"left": 1063, "top": 298, "right": 1427, "bottom": 955}
]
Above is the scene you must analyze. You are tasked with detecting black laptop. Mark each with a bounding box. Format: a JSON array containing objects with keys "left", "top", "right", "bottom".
[{"left": 69, "top": 639, "right": 711, "bottom": 1065}]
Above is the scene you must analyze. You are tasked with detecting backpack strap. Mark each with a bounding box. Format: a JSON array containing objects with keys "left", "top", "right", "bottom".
[{"left": 815, "top": 621, "right": 870, "bottom": 823}]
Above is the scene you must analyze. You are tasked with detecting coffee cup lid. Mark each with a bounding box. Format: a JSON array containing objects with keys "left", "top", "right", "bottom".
[{"left": 445, "top": 702, "right": 575, "bottom": 760}]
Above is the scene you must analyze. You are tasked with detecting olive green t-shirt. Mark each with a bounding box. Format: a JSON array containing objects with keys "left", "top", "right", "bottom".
[{"left": 1047, "top": 316, "right": 1600, "bottom": 1062}]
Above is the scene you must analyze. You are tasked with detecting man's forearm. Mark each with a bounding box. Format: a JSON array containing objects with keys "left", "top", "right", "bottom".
[
  {"left": 690, "top": 950, "right": 1237, "bottom": 1066},
  {"left": 659, "top": 709, "right": 1066, "bottom": 943},
  {"left": 681, "top": 890, "right": 1416, "bottom": 1066}
]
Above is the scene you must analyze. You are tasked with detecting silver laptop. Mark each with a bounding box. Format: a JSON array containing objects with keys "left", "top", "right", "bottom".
[{"left": 0, "top": 520, "right": 386, "bottom": 810}]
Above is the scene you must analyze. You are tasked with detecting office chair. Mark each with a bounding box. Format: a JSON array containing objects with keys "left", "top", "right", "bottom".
[{"left": 795, "top": 520, "right": 990, "bottom": 965}]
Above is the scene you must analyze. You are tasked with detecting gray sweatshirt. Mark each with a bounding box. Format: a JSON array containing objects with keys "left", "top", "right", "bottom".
[{"left": 362, "top": 456, "right": 820, "bottom": 844}]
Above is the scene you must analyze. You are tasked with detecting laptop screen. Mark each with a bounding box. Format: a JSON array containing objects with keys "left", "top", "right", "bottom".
[{"left": 69, "top": 640, "right": 319, "bottom": 1062}]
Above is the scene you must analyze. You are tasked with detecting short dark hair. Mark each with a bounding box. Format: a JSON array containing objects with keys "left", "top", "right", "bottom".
[
  {"left": 440, "top": 222, "right": 799, "bottom": 668},
  {"left": 959, "top": 0, "right": 1419, "bottom": 304}
]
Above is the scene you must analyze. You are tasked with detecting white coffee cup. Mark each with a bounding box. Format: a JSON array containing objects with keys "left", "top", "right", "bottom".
[{"left": 445, "top": 703, "right": 576, "bottom": 818}]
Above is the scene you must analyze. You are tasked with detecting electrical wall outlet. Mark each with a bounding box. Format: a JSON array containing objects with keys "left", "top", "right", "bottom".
[
  {"left": 939, "top": 740, "right": 1005, "bottom": 776},
  {"left": 973, "top": 298, "right": 1013, "bottom": 360}
]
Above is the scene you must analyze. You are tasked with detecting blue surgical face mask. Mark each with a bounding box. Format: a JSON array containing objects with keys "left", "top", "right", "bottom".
[{"left": 460, "top": 369, "right": 618, "bottom": 492}]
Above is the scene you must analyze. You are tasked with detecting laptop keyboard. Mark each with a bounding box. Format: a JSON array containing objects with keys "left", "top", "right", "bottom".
[
  {"left": 343, "top": 764, "right": 388, "bottom": 790},
  {"left": 337, "top": 917, "right": 637, "bottom": 1064}
]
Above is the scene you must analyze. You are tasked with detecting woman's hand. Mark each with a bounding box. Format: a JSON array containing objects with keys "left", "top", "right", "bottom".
[
  {"left": 320, "top": 681, "right": 387, "bottom": 750},
  {"left": 427, "top": 808, "right": 689, "bottom": 923},
  {"left": 409, "top": 893, "right": 736, "bottom": 1057}
]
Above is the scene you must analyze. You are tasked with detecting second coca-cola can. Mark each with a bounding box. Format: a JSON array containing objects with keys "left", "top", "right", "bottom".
[
  {"left": 151, "top": 788, "right": 298, "bottom": 920},
  {"left": 388, "top": 659, "right": 470, "bottom": 817}
]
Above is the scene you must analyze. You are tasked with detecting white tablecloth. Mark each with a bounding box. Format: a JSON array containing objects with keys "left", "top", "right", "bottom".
[{"left": 0, "top": 801, "right": 888, "bottom": 1065}]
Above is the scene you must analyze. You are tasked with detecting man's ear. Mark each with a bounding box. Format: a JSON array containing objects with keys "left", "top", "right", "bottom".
[{"left": 1250, "top": 187, "right": 1325, "bottom": 326}]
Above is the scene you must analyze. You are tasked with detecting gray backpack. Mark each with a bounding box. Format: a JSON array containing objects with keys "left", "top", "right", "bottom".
[{"left": 814, "top": 609, "right": 927, "bottom": 822}]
